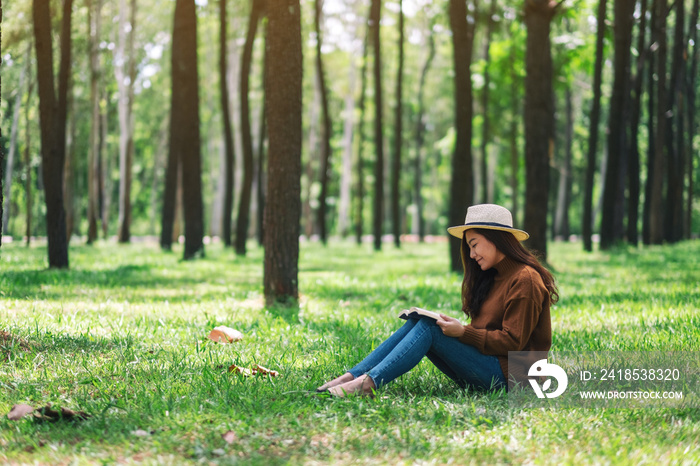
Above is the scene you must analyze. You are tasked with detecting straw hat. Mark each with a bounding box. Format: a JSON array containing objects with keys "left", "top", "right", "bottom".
[{"left": 447, "top": 204, "right": 529, "bottom": 241}]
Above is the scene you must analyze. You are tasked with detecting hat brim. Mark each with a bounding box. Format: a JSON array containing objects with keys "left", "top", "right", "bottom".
[{"left": 447, "top": 224, "right": 529, "bottom": 242}]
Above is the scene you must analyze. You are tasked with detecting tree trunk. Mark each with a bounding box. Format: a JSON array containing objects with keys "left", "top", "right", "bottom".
[
  {"left": 370, "top": 0, "right": 385, "bottom": 251},
  {"left": 24, "top": 76, "right": 34, "bottom": 246},
  {"left": 236, "top": 0, "right": 262, "bottom": 255},
  {"left": 649, "top": 0, "right": 668, "bottom": 244},
  {"left": 413, "top": 21, "right": 435, "bottom": 242},
  {"left": 480, "top": 0, "right": 497, "bottom": 204},
  {"left": 87, "top": 0, "right": 102, "bottom": 245},
  {"left": 219, "top": 0, "right": 236, "bottom": 247},
  {"left": 116, "top": 0, "right": 136, "bottom": 243},
  {"left": 255, "top": 73, "right": 267, "bottom": 246},
  {"left": 174, "top": 0, "right": 204, "bottom": 259},
  {"left": 304, "top": 78, "right": 320, "bottom": 238},
  {"left": 508, "top": 25, "right": 521, "bottom": 227},
  {"left": 263, "top": 0, "right": 302, "bottom": 306},
  {"left": 32, "top": 0, "right": 72, "bottom": 268},
  {"left": 390, "top": 0, "right": 404, "bottom": 248},
  {"left": 64, "top": 73, "right": 76, "bottom": 241},
  {"left": 627, "top": 0, "right": 648, "bottom": 246},
  {"left": 338, "top": 47, "right": 357, "bottom": 238},
  {"left": 523, "top": 0, "right": 556, "bottom": 261},
  {"left": 686, "top": 0, "right": 699, "bottom": 239},
  {"left": 583, "top": 0, "right": 607, "bottom": 252},
  {"left": 600, "top": 0, "right": 634, "bottom": 250},
  {"left": 643, "top": 0, "right": 658, "bottom": 245},
  {"left": 448, "top": 0, "right": 476, "bottom": 272},
  {"left": 664, "top": 0, "right": 685, "bottom": 242},
  {"left": 315, "top": 0, "right": 333, "bottom": 245},
  {"left": 2, "top": 48, "right": 26, "bottom": 236},
  {"left": 355, "top": 21, "right": 370, "bottom": 246},
  {"left": 554, "top": 88, "right": 573, "bottom": 240}
]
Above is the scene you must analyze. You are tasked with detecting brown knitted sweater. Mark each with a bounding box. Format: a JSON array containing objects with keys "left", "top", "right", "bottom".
[{"left": 458, "top": 255, "right": 552, "bottom": 380}]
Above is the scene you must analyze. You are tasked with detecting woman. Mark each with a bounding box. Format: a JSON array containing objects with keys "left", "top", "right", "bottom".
[{"left": 317, "top": 204, "right": 559, "bottom": 397}]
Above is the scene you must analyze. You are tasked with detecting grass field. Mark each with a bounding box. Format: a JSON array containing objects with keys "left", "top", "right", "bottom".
[{"left": 1, "top": 238, "right": 699, "bottom": 464}]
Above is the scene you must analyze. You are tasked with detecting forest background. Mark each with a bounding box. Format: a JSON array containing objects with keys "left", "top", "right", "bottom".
[{"left": 0, "top": 0, "right": 699, "bottom": 303}]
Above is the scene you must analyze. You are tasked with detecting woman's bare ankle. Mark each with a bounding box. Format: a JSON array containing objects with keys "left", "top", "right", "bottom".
[{"left": 317, "top": 372, "right": 354, "bottom": 392}]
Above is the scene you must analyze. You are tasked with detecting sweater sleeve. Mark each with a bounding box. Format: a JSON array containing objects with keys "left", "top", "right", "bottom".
[{"left": 458, "top": 271, "right": 546, "bottom": 356}]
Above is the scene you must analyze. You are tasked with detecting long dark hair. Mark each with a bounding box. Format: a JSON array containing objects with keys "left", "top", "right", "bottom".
[{"left": 460, "top": 228, "right": 559, "bottom": 319}]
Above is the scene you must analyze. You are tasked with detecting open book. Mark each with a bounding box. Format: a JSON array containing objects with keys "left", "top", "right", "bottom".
[{"left": 398, "top": 307, "right": 443, "bottom": 321}]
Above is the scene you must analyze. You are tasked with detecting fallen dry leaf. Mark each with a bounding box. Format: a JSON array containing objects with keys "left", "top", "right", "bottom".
[
  {"left": 208, "top": 326, "right": 244, "bottom": 343},
  {"left": 252, "top": 364, "right": 279, "bottom": 377},
  {"left": 8, "top": 404, "right": 34, "bottom": 420},
  {"left": 228, "top": 364, "right": 253, "bottom": 376},
  {"left": 222, "top": 430, "right": 237, "bottom": 444},
  {"left": 34, "top": 405, "right": 91, "bottom": 422}
]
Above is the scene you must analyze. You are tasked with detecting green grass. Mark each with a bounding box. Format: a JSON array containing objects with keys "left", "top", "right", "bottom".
[{"left": 1, "top": 239, "right": 699, "bottom": 464}]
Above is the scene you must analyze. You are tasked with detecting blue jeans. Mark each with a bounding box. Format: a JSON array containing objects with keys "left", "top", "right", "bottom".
[{"left": 347, "top": 317, "right": 506, "bottom": 390}]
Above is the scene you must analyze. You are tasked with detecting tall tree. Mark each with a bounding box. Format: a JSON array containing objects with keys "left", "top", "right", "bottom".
[
  {"left": 479, "top": 0, "right": 497, "bottom": 204},
  {"left": 32, "top": 0, "right": 73, "bottom": 268},
  {"left": 355, "top": 20, "right": 370, "bottom": 246},
  {"left": 116, "top": 0, "right": 137, "bottom": 243},
  {"left": 163, "top": 0, "right": 204, "bottom": 259},
  {"left": 413, "top": 20, "right": 436, "bottom": 242},
  {"left": 390, "top": 0, "right": 405, "bottom": 248},
  {"left": 686, "top": 0, "right": 699, "bottom": 239},
  {"left": 370, "top": 0, "right": 385, "bottom": 251},
  {"left": 648, "top": 0, "right": 668, "bottom": 244},
  {"left": 627, "top": 0, "right": 648, "bottom": 246},
  {"left": 523, "top": 0, "right": 558, "bottom": 260},
  {"left": 0, "top": 0, "right": 3, "bottom": 247},
  {"left": 236, "top": 0, "right": 263, "bottom": 256},
  {"left": 665, "top": 0, "right": 685, "bottom": 242},
  {"left": 263, "top": 0, "right": 303, "bottom": 305},
  {"left": 2, "top": 47, "right": 28, "bottom": 236},
  {"left": 600, "top": 0, "right": 634, "bottom": 250},
  {"left": 87, "top": 0, "right": 103, "bottom": 245},
  {"left": 219, "top": 0, "right": 236, "bottom": 247},
  {"left": 315, "top": 0, "right": 333, "bottom": 245},
  {"left": 553, "top": 88, "right": 573, "bottom": 240},
  {"left": 448, "top": 0, "right": 477, "bottom": 272}
]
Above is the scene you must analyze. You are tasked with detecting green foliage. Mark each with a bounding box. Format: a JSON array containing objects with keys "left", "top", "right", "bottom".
[{"left": 1, "top": 240, "right": 699, "bottom": 463}]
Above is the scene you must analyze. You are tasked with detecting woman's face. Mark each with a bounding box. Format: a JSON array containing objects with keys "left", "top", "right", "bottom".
[{"left": 465, "top": 230, "right": 505, "bottom": 271}]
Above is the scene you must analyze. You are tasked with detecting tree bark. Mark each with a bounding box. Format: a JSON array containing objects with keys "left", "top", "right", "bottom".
[
  {"left": 523, "top": 0, "right": 556, "bottom": 261},
  {"left": 87, "top": 0, "right": 103, "bottom": 245},
  {"left": 236, "top": 0, "right": 262, "bottom": 255},
  {"left": 315, "top": 0, "right": 333, "bottom": 245},
  {"left": 390, "top": 0, "right": 404, "bottom": 248},
  {"left": 338, "top": 45, "right": 357, "bottom": 238},
  {"left": 116, "top": 0, "right": 136, "bottom": 243},
  {"left": 355, "top": 20, "right": 370, "bottom": 246},
  {"left": 686, "top": 0, "right": 699, "bottom": 239},
  {"left": 480, "top": 0, "right": 497, "bottom": 205},
  {"left": 163, "top": 0, "right": 204, "bottom": 258},
  {"left": 370, "top": 0, "right": 385, "bottom": 251},
  {"left": 2, "top": 47, "right": 26, "bottom": 236},
  {"left": 664, "top": 0, "right": 685, "bottom": 242},
  {"left": 24, "top": 76, "right": 34, "bottom": 246},
  {"left": 554, "top": 88, "right": 573, "bottom": 240},
  {"left": 32, "top": 0, "right": 72, "bottom": 268},
  {"left": 413, "top": 21, "right": 435, "bottom": 242},
  {"left": 263, "top": 0, "right": 303, "bottom": 305},
  {"left": 448, "top": 0, "right": 476, "bottom": 272},
  {"left": 649, "top": 0, "right": 668, "bottom": 244},
  {"left": 600, "top": 0, "right": 634, "bottom": 250},
  {"left": 583, "top": 0, "right": 607, "bottom": 252},
  {"left": 627, "top": 0, "right": 648, "bottom": 246},
  {"left": 219, "top": 0, "right": 236, "bottom": 247}
]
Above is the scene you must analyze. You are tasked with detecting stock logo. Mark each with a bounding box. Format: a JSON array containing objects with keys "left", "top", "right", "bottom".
[{"left": 528, "top": 359, "right": 568, "bottom": 399}]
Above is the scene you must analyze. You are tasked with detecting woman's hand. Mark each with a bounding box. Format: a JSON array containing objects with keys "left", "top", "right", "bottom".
[{"left": 436, "top": 314, "right": 465, "bottom": 338}]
